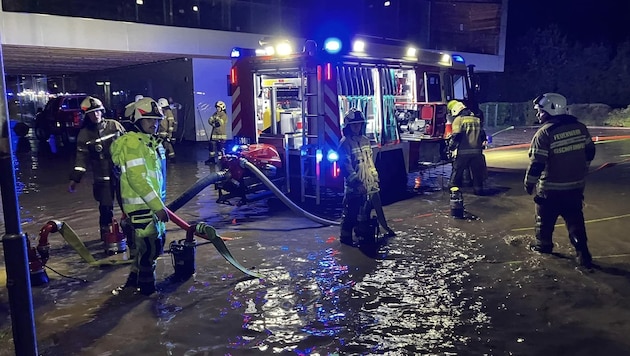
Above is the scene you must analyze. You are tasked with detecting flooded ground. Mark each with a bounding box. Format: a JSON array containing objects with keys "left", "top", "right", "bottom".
[{"left": 1, "top": 126, "right": 630, "bottom": 355}]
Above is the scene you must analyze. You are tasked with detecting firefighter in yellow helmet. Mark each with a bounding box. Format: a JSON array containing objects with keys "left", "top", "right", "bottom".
[
  {"left": 69, "top": 96, "right": 125, "bottom": 242},
  {"left": 157, "top": 98, "right": 177, "bottom": 160},
  {"left": 338, "top": 109, "right": 395, "bottom": 247},
  {"left": 111, "top": 97, "right": 168, "bottom": 295},
  {"left": 205, "top": 100, "right": 228, "bottom": 165},
  {"left": 525, "top": 93, "right": 596, "bottom": 268},
  {"left": 447, "top": 99, "right": 487, "bottom": 195}
]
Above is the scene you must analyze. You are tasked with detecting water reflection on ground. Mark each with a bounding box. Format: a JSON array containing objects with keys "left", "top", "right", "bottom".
[{"left": 8, "top": 128, "right": 629, "bottom": 354}]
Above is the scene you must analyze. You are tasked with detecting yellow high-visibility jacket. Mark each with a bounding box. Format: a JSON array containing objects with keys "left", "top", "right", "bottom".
[{"left": 110, "top": 131, "right": 166, "bottom": 237}]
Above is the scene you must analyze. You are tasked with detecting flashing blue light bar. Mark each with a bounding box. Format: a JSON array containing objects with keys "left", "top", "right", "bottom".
[
  {"left": 323, "top": 37, "right": 342, "bottom": 54},
  {"left": 230, "top": 48, "right": 241, "bottom": 58},
  {"left": 326, "top": 150, "right": 339, "bottom": 162},
  {"left": 452, "top": 54, "right": 465, "bottom": 63},
  {"left": 316, "top": 149, "right": 323, "bottom": 163}
]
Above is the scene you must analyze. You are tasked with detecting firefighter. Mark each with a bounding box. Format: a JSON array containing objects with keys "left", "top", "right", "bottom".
[
  {"left": 338, "top": 109, "right": 395, "bottom": 246},
  {"left": 68, "top": 96, "right": 125, "bottom": 241},
  {"left": 111, "top": 97, "right": 168, "bottom": 295},
  {"left": 157, "top": 97, "right": 177, "bottom": 160},
  {"left": 525, "top": 93, "right": 596, "bottom": 268},
  {"left": 205, "top": 100, "right": 228, "bottom": 165},
  {"left": 447, "top": 100, "right": 487, "bottom": 195}
]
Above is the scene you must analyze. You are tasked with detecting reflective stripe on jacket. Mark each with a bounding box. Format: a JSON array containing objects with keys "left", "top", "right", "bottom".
[
  {"left": 110, "top": 131, "right": 166, "bottom": 217},
  {"left": 338, "top": 134, "right": 380, "bottom": 195},
  {"left": 209, "top": 111, "right": 227, "bottom": 140},
  {"left": 525, "top": 115, "right": 596, "bottom": 192},
  {"left": 70, "top": 119, "right": 124, "bottom": 183},
  {"left": 450, "top": 114, "right": 485, "bottom": 155}
]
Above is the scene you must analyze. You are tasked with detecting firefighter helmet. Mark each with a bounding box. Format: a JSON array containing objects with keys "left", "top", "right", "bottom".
[
  {"left": 342, "top": 108, "right": 366, "bottom": 127},
  {"left": 134, "top": 95, "right": 144, "bottom": 102},
  {"left": 447, "top": 100, "right": 467, "bottom": 117},
  {"left": 80, "top": 96, "right": 105, "bottom": 114},
  {"left": 215, "top": 101, "right": 226, "bottom": 111},
  {"left": 129, "top": 97, "right": 164, "bottom": 124},
  {"left": 157, "top": 98, "right": 170, "bottom": 109},
  {"left": 533, "top": 93, "right": 567, "bottom": 116}
]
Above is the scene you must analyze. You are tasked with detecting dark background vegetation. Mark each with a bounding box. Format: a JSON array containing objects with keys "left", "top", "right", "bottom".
[{"left": 481, "top": 0, "right": 630, "bottom": 108}]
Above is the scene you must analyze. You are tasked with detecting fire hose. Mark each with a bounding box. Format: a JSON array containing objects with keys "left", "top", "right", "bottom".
[
  {"left": 166, "top": 170, "right": 230, "bottom": 212},
  {"left": 238, "top": 158, "right": 340, "bottom": 226},
  {"left": 165, "top": 207, "right": 262, "bottom": 279}
]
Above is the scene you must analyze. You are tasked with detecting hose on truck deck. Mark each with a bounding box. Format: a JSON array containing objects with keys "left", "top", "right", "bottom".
[
  {"left": 240, "top": 158, "right": 341, "bottom": 226},
  {"left": 166, "top": 170, "right": 230, "bottom": 212}
]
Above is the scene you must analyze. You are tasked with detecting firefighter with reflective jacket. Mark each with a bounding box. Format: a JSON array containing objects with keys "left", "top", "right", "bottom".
[
  {"left": 525, "top": 93, "right": 596, "bottom": 268},
  {"left": 111, "top": 97, "right": 168, "bottom": 295},
  {"left": 447, "top": 100, "right": 487, "bottom": 195},
  {"left": 205, "top": 100, "right": 228, "bottom": 165},
  {"left": 69, "top": 96, "right": 125, "bottom": 241},
  {"left": 338, "top": 109, "right": 395, "bottom": 246},
  {"left": 157, "top": 97, "right": 177, "bottom": 160}
]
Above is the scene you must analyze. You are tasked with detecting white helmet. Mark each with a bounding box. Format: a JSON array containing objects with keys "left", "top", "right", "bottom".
[
  {"left": 134, "top": 94, "right": 144, "bottom": 102},
  {"left": 215, "top": 100, "right": 226, "bottom": 111},
  {"left": 157, "top": 98, "right": 170, "bottom": 109},
  {"left": 533, "top": 93, "right": 567, "bottom": 116},
  {"left": 129, "top": 97, "right": 163, "bottom": 124},
  {"left": 80, "top": 96, "right": 105, "bottom": 114}
]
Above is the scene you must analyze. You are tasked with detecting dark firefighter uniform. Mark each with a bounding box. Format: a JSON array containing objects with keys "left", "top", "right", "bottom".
[
  {"left": 338, "top": 109, "right": 394, "bottom": 245},
  {"left": 525, "top": 113, "right": 596, "bottom": 259},
  {"left": 206, "top": 102, "right": 228, "bottom": 164},
  {"left": 448, "top": 105, "right": 487, "bottom": 194},
  {"left": 70, "top": 118, "right": 125, "bottom": 238}
]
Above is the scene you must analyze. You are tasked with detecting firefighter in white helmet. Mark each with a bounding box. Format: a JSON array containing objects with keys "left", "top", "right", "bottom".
[
  {"left": 447, "top": 99, "right": 487, "bottom": 195},
  {"left": 205, "top": 100, "right": 228, "bottom": 165},
  {"left": 525, "top": 93, "right": 596, "bottom": 268},
  {"left": 338, "top": 109, "right": 395, "bottom": 247},
  {"left": 110, "top": 97, "right": 168, "bottom": 295},
  {"left": 157, "top": 97, "right": 177, "bottom": 160},
  {"left": 69, "top": 96, "right": 125, "bottom": 242}
]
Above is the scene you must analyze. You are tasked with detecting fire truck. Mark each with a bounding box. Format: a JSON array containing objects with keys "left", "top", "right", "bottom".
[{"left": 228, "top": 37, "right": 478, "bottom": 204}]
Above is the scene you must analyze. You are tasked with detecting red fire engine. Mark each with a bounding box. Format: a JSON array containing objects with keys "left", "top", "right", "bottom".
[{"left": 228, "top": 37, "right": 477, "bottom": 204}]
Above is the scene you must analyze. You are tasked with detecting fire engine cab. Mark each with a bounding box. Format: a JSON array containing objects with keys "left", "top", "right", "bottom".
[{"left": 228, "top": 37, "right": 477, "bottom": 204}]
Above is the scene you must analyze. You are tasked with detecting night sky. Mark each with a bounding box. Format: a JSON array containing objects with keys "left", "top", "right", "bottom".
[{"left": 508, "top": 0, "right": 629, "bottom": 45}]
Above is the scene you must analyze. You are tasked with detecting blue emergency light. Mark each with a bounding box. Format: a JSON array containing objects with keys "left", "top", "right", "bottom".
[
  {"left": 326, "top": 150, "right": 339, "bottom": 162},
  {"left": 452, "top": 54, "right": 465, "bottom": 63},
  {"left": 323, "top": 37, "right": 342, "bottom": 54}
]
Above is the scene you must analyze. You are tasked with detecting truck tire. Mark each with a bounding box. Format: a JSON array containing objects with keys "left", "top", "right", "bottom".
[{"left": 34, "top": 120, "right": 50, "bottom": 141}]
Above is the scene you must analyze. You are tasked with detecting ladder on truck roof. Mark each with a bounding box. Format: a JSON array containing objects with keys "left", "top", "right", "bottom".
[{"left": 295, "top": 65, "right": 323, "bottom": 204}]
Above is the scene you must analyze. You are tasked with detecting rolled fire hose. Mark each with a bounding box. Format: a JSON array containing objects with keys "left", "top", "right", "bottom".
[
  {"left": 240, "top": 158, "right": 341, "bottom": 226},
  {"left": 166, "top": 170, "right": 230, "bottom": 212}
]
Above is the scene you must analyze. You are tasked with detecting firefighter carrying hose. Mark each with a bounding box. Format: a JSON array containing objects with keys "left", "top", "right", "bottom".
[
  {"left": 205, "top": 100, "right": 228, "bottom": 165},
  {"left": 447, "top": 100, "right": 487, "bottom": 195},
  {"left": 69, "top": 96, "right": 125, "bottom": 241},
  {"left": 111, "top": 97, "right": 168, "bottom": 295},
  {"left": 525, "top": 93, "right": 596, "bottom": 268},
  {"left": 338, "top": 109, "right": 395, "bottom": 247},
  {"left": 157, "top": 97, "right": 177, "bottom": 160}
]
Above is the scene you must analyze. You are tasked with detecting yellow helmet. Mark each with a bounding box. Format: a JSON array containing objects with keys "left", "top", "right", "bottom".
[
  {"left": 215, "top": 101, "right": 226, "bottom": 111},
  {"left": 447, "top": 100, "right": 467, "bottom": 117}
]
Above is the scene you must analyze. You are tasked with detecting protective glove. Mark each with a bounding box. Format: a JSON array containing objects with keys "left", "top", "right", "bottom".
[
  {"left": 154, "top": 209, "right": 169, "bottom": 223},
  {"left": 524, "top": 184, "right": 535, "bottom": 195}
]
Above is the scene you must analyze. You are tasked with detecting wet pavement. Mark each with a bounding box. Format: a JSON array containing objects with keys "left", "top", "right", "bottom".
[{"left": 1, "top": 126, "right": 630, "bottom": 355}]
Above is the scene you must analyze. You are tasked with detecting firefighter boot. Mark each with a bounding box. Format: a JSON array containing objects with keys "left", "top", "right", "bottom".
[{"left": 576, "top": 248, "right": 593, "bottom": 268}]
